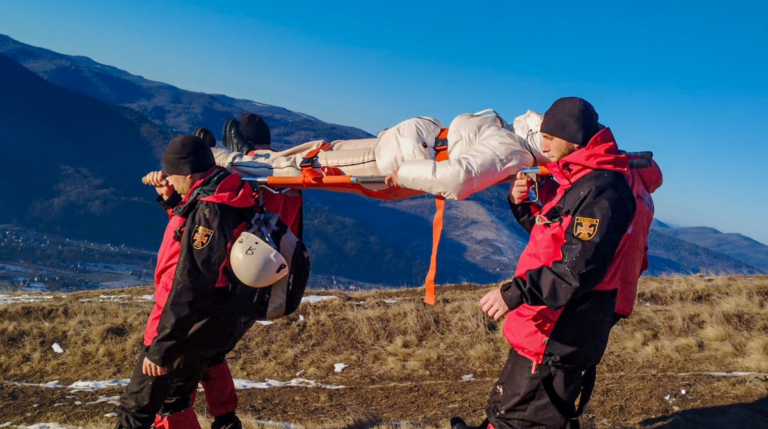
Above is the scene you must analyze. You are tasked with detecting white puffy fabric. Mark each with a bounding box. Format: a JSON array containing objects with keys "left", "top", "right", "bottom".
[
  {"left": 374, "top": 117, "right": 443, "bottom": 174},
  {"left": 396, "top": 110, "right": 547, "bottom": 200},
  {"left": 512, "top": 110, "right": 549, "bottom": 166}
]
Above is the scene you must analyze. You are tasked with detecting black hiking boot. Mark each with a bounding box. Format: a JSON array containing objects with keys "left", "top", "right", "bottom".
[
  {"left": 450, "top": 416, "right": 490, "bottom": 429},
  {"left": 193, "top": 126, "right": 217, "bottom": 148},
  {"left": 211, "top": 411, "right": 242, "bottom": 429},
  {"left": 222, "top": 117, "right": 254, "bottom": 154}
]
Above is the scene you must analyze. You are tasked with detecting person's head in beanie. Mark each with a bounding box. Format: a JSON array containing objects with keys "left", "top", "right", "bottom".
[
  {"left": 162, "top": 135, "right": 216, "bottom": 195},
  {"left": 540, "top": 97, "right": 601, "bottom": 162},
  {"left": 238, "top": 113, "right": 272, "bottom": 150}
]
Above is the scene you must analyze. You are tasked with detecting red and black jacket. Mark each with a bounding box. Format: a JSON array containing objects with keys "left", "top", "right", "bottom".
[
  {"left": 503, "top": 128, "right": 662, "bottom": 368},
  {"left": 145, "top": 167, "right": 256, "bottom": 367}
]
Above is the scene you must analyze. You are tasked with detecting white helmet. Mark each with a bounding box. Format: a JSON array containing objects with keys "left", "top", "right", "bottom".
[{"left": 230, "top": 231, "right": 288, "bottom": 288}]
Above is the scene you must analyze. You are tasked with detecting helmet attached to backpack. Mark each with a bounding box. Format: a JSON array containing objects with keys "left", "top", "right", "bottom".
[
  {"left": 229, "top": 211, "right": 311, "bottom": 321},
  {"left": 230, "top": 231, "right": 288, "bottom": 288}
]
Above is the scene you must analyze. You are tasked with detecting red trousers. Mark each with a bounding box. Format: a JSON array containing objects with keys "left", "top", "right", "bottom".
[{"left": 153, "top": 361, "right": 238, "bottom": 428}]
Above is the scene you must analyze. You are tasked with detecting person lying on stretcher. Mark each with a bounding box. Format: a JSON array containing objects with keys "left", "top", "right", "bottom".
[{"left": 209, "top": 110, "right": 551, "bottom": 201}]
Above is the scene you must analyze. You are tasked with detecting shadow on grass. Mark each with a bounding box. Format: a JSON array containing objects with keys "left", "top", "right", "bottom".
[
  {"left": 338, "top": 417, "right": 434, "bottom": 429},
  {"left": 639, "top": 397, "right": 768, "bottom": 428}
]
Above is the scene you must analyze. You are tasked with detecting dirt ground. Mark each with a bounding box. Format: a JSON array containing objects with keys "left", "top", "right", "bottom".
[
  {"left": 1, "top": 373, "right": 766, "bottom": 428},
  {"left": 1, "top": 276, "right": 767, "bottom": 428}
]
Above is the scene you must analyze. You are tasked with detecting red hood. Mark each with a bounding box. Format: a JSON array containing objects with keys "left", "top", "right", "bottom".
[
  {"left": 546, "top": 128, "right": 662, "bottom": 194},
  {"left": 546, "top": 128, "right": 629, "bottom": 185},
  {"left": 635, "top": 160, "right": 663, "bottom": 194},
  {"left": 199, "top": 172, "right": 256, "bottom": 208},
  {"left": 181, "top": 167, "right": 256, "bottom": 209}
]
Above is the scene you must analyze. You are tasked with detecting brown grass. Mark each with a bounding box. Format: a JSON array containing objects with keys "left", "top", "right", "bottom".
[{"left": 0, "top": 275, "right": 766, "bottom": 428}]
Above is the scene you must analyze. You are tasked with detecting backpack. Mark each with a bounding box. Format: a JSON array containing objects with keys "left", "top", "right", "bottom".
[{"left": 230, "top": 211, "right": 311, "bottom": 320}]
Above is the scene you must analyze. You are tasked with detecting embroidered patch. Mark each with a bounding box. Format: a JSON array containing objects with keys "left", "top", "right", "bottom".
[
  {"left": 192, "top": 225, "right": 214, "bottom": 249},
  {"left": 574, "top": 217, "right": 600, "bottom": 241}
]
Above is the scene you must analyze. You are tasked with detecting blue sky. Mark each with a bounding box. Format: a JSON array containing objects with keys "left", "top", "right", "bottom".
[{"left": 1, "top": 0, "right": 767, "bottom": 244}]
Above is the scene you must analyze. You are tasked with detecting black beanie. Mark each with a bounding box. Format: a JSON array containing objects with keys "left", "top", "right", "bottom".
[
  {"left": 541, "top": 97, "right": 600, "bottom": 146},
  {"left": 162, "top": 135, "right": 215, "bottom": 175},
  {"left": 238, "top": 113, "right": 271, "bottom": 147}
]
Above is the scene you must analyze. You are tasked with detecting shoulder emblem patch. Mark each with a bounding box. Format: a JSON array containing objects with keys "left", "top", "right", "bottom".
[
  {"left": 574, "top": 217, "right": 600, "bottom": 241},
  {"left": 192, "top": 225, "right": 214, "bottom": 249}
]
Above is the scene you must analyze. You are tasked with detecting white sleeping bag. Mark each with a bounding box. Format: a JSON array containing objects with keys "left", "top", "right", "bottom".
[
  {"left": 396, "top": 110, "right": 548, "bottom": 200},
  {"left": 374, "top": 117, "right": 443, "bottom": 174}
]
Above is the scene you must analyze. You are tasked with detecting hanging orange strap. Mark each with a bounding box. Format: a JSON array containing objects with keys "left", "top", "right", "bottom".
[{"left": 424, "top": 128, "right": 450, "bottom": 305}]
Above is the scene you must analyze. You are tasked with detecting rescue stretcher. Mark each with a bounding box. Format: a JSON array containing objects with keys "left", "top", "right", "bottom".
[{"left": 215, "top": 111, "right": 548, "bottom": 305}]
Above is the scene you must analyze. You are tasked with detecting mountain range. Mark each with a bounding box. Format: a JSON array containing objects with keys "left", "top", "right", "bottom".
[{"left": 0, "top": 33, "right": 766, "bottom": 289}]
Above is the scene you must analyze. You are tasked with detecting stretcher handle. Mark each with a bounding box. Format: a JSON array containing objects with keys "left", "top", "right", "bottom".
[
  {"left": 628, "top": 158, "right": 653, "bottom": 169},
  {"left": 627, "top": 151, "right": 653, "bottom": 160},
  {"left": 240, "top": 175, "right": 388, "bottom": 186},
  {"left": 352, "top": 175, "right": 388, "bottom": 184}
]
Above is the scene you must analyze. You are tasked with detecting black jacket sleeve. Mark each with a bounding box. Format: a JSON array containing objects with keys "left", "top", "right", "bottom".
[
  {"left": 509, "top": 179, "right": 559, "bottom": 234},
  {"left": 147, "top": 203, "right": 236, "bottom": 367},
  {"left": 157, "top": 192, "right": 182, "bottom": 211},
  {"left": 501, "top": 170, "right": 636, "bottom": 311},
  {"left": 508, "top": 200, "right": 537, "bottom": 234}
]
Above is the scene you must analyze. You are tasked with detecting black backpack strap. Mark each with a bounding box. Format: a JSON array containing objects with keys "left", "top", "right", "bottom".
[{"left": 539, "top": 364, "right": 597, "bottom": 423}]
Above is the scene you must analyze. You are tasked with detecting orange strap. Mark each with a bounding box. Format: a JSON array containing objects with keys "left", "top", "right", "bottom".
[
  {"left": 300, "top": 143, "right": 345, "bottom": 181},
  {"left": 302, "top": 142, "right": 332, "bottom": 161},
  {"left": 424, "top": 128, "right": 450, "bottom": 305}
]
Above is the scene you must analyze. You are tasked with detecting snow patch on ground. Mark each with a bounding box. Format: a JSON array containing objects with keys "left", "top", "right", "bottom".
[
  {"left": 301, "top": 295, "right": 336, "bottom": 304},
  {"left": 6, "top": 376, "right": 344, "bottom": 392},
  {"left": 233, "top": 378, "right": 344, "bottom": 390},
  {"left": 0, "top": 295, "right": 54, "bottom": 305},
  {"left": 334, "top": 363, "right": 349, "bottom": 373},
  {"left": 384, "top": 299, "right": 397, "bottom": 304},
  {"left": 99, "top": 294, "right": 131, "bottom": 300},
  {"left": 87, "top": 395, "right": 120, "bottom": 406},
  {"left": 5, "top": 379, "right": 129, "bottom": 391},
  {"left": 461, "top": 374, "right": 475, "bottom": 382},
  {"left": 2, "top": 424, "right": 74, "bottom": 429},
  {"left": 679, "top": 371, "right": 761, "bottom": 377},
  {"left": 256, "top": 320, "right": 274, "bottom": 326},
  {"left": 250, "top": 420, "right": 302, "bottom": 429},
  {"left": 51, "top": 343, "right": 64, "bottom": 354},
  {"left": 79, "top": 295, "right": 155, "bottom": 303}
]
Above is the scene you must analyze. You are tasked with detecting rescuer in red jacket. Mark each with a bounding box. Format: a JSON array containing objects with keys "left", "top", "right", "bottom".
[
  {"left": 115, "top": 135, "right": 257, "bottom": 429},
  {"left": 452, "top": 98, "right": 662, "bottom": 429},
  {"left": 163, "top": 114, "right": 304, "bottom": 429}
]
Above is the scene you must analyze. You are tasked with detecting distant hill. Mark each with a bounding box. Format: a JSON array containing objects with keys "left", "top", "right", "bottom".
[
  {"left": 0, "top": 34, "right": 372, "bottom": 148},
  {"left": 0, "top": 52, "right": 170, "bottom": 248},
  {"left": 652, "top": 223, "right": 768, "bottom": 273},
  {"left": 646, "top": 231, "right": 763, "bottom": 275}
]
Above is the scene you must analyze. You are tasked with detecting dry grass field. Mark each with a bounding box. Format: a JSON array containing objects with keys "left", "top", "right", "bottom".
[{"left": 0, "top": 275, "right": 767, "bottom": 428}]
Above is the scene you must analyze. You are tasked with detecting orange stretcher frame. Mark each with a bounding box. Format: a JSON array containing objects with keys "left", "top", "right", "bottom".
[{"left": 241, "top": 174, "right": 425, "bottom": 201}]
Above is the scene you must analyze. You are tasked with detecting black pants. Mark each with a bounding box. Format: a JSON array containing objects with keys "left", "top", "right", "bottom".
[
  {"left": 207, "top": 316, "right": 255, "bottom": 367},
  {"left": 114, "top": 348, "right": 211, "bottom": 429},
  {"left": 486, "top": 349, "right": 593, "bottom": 429}
]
